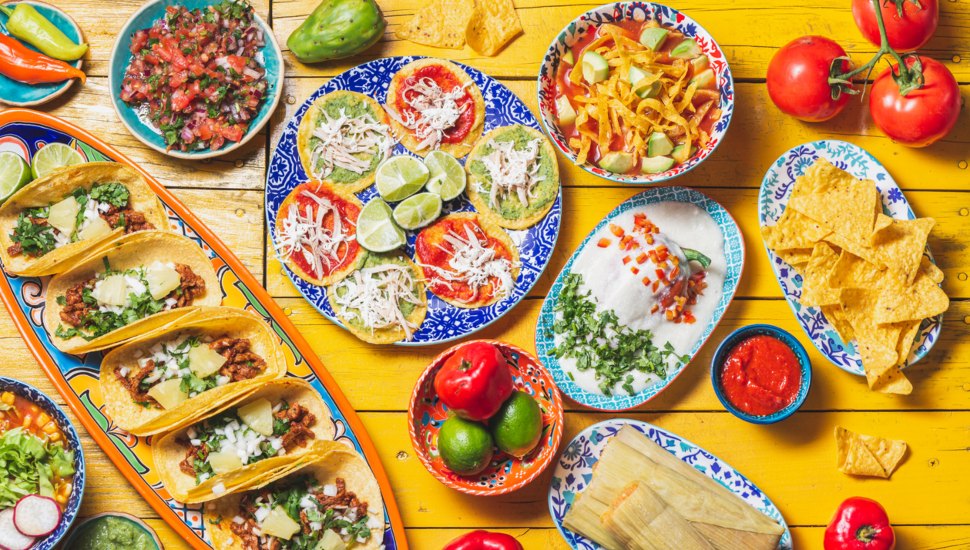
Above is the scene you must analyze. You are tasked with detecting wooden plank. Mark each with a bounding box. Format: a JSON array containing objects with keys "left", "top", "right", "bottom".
[
  {"left": 271, "top": 0, "right": 970, "bottom": 81},
  {"left": 173, "top": 189, "right": 266, "bottom": 280}
]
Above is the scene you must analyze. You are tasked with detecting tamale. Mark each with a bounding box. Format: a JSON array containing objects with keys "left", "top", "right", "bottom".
[
  {"left": 602, "top": 482, "right": 712, "bottom": 550},
  {"left": 693, "top": 522, "right": 788, "bottom": 549},
  {"left": 562, "top": 490, "right": 624, "bottom": 550}
]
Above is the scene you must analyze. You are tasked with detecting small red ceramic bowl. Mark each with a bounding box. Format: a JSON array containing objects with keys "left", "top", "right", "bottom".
[{"left": 408, "top": 340, "right": 564, "bottom": 496}]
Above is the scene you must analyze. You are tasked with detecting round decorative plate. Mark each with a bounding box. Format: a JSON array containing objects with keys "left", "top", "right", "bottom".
[
  {"left": 408, "top": 341, "right": 564, "bottom": 495},
  {"left": 0, "top": 1, "right": 84, "bottom": 107},
  {"left": 267, "top": 56, "right": 562, "bottom": 346},
  {"left": 548, "top": 418, "right": 792, "bottom": 549},
  {"left": 537, "top": 1, "right": 734, "bottom": 184},
  {"left": 535, "top": 186, "right": 744, "bottom": 410},
  {"left": 759, "top": 140, "right": 942, "bottom": 376},
  {"left": 0, "top": 376, "right": 85, "bottom": 550}
]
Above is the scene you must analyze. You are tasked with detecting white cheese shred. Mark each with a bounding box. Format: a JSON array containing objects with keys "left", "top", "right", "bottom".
[
  {"left": 276, "top": 190, "right": 355, "bottom": 279},
  {"left": 331, "top": 264, "right": 423, "bottom": 340},
  {"left": 309, "top": 108, "right": 394, "bottom": 179},
  {"left": 385, "top": 76, "right": 469, "bottom": 151},
  {"left": 418, "top": 224, "right": 517, "bottom": 304},
  {"left": 476, "top": 138, "right": 545, "bottom": 208}
]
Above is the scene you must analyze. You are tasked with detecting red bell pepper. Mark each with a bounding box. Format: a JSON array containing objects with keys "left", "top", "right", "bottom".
[
  {"left": 824, "top": 497, "right": 895, "bottom": 550},
  {"left": 434, "top": 341, "right": 514, "bottom": 421},
  {"left": 442, "top": 530, "right": 524, "bottom": 550}
]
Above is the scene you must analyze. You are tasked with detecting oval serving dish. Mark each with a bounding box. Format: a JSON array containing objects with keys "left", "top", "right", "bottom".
[
  {"left": 759, "top": 140, "right": 942, "bottom": 376},
  {"left": 537, "top": 2, "right": 735, "bottom": 185},
  {"left": 548, "top": 418, "right": 792, "bottom": 549},
  {"left": 535, "top": 186, "right": 744, "bottom": 410}
]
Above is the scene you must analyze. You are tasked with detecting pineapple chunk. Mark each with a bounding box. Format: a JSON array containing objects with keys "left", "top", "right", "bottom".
[
  {"left": 146, "top": 378, "right": 187, "bottom": 410},
  {"left": 318, "top": 530, "right": 347, "bottom": 550},
  {"left": 188, "top": 344, "right": 227, "bottom": 378},
  {"left": 207, "top": 449, "right": 244, "bottom": 474},
  {"left": 91, "top": 274, "right": 128, "bottom": 306},
  {"left": 47, "top": 196, "right": 79, "bottom": 235},
  {"left": 145, "top": 262, "right": 181, "bottom": 300},
  {"left": 77, "top": 216, "right": 112, "bottom": 241},
  {"left": 260, "top": 506, "right": 301, "bottom": 540},
  {"left": 237, "top": 398, "right": 274, "bottom": 436}
]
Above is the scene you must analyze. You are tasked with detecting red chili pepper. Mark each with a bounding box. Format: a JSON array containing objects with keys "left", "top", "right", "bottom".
[
  {"left": 824, "top": 497, "right": 895, "bottom": 550},
  {"left": 442, "top": 530, "right": 524, "bottom": 550},
  {"left": 433, "top": 342, "right": 514, "bottom": 421},
  {"left": 0, "top": 34, "right": 85, "bottom": 85}
]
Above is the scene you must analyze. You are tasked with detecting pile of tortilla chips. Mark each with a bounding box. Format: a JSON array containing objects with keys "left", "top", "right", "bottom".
[
  {"left": 764, "top": 159, "right": 949, "bottom": 395},
  {"left": 396, "top": 0, "right": 522, "bottom": 56},
  {"left": 835, "top": 427, "right": 907, "bottom": 479}
]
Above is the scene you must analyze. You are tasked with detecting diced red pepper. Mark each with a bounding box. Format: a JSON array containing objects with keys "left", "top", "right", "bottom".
[
  {"left": 636, "top": 252, "right": 648, "bottom": 264},
  {"left": 597, "top": 238, "right": 611, "bottom": 248},
  {"left": 630, "top": 266, "right": 640, "bottom": 275}
]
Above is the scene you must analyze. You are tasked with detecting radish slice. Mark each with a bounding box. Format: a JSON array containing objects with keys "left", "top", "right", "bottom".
[
  {"left": 0, "top": 509, "right": 35, "bottom": 550},
  {"left": 13, "top": 494, "right": 61, "bottom": 537}
]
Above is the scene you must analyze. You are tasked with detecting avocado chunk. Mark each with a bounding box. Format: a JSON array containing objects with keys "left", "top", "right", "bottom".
[
  {"left": 690, "top": 68, "right": 716, "bottom": 90},
  {"left": 628, "top": 66, "right": 660, "bottom": 99},
  {"left": 639, "top": 27, "right": 669, "bottom": 51},
  {"left": 556, "top": 95, "right": 577, "bottom": 127},
  {"left": 670, "top": 38, "right": 701, "bottom": 59},
  {"left": 647, "top": 132, "right": 674, "bottom": 157},
  {"left": 582, "top": 50, "right": 610, "bottom": 84},
  {"left": 691, "top": 55, "right": 710, "bottom": 73},
  {"left": 641, "top": 156, "right": 676, "bottom": 174},
  {"left": 562, "top": 49, "right": 575, "bottom": 65},
  {"left": 671, "top": 143, "right": 698, "bottom": 162},
  {"left": 599, "top": 151, "right": 636, "bottom": 174}
]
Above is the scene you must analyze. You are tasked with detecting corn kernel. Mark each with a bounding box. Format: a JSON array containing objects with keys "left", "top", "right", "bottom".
[
  {"left": 36, "top": 412, "right": 50, "bottom": 427},
  {"left": 21, "top": 414, "right": 32, "bottom": 427},
  {"left": 48, "top": 432, "right": 61, "bottom": 442},
  {"left": 0, "top": 392, "right": 14, "bottom": 404},
  {"left": 43, "top": 422, "right": 58, "bottom": 434}
]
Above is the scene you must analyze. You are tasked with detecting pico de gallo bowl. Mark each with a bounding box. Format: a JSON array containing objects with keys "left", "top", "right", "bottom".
[
  {"left": 537, "top": 2, "right": 734, "bottom": 184},
  {"left": 109, "top": 0, "right": 282, "bottom": 159}
]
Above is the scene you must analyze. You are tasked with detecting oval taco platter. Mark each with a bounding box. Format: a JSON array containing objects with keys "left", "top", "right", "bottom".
[
  {"left": 0, "top": 109, "right": 406, "bottom": 550},
  {"left": 759, "top": 140, "right": 942, "bottom": 376}
]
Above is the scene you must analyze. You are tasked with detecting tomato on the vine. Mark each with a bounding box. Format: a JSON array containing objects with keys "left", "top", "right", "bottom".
[
  {"left": 767, "top": 36, "right": 853, "bottom": 122},
  {"left": 869, "top": 56, "right": 961, "bottom": 147},
  {"left": 852, "top": 0, "right": 938, "bottom": 53}
]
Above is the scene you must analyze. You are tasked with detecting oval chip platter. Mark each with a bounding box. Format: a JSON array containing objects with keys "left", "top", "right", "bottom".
[
  {"left": 0, "top": 110, "right": 406, "bottom": 550},
  {"left": 759, "top": 140, "right": 942, "bottom": 376}
]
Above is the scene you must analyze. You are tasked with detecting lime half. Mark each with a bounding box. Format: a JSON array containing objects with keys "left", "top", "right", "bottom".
[
  {"left": 393, "top": 192, "right": 442, "bottom": 231},
  {"left": 31, "top": 143, "right": 84, "bottom": 179},
  {"left": 376, "top": 156, "right": 429, "bottom": 202},
  {"left": 0, "top": 152, "right": 32, "bottom": 203},
  {"left": 357, "top": 198, "right": 406, "bottom": 252},
  {"left": 424, "top": 151, "right": 466, "bottom": 201}
]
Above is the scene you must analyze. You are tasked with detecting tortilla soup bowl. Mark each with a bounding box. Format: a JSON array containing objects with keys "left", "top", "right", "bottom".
[
  {"left": 537, "top": 2, "right": 734, "bottom": 184},
  {"left": 711, "top": 324, "right": 812, "bottom": 424},
  {"left": 408, "top": 340, "right": 564, "bottom": 496}
]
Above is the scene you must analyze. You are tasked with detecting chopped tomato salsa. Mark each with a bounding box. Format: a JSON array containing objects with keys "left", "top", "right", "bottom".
[
  {"left": 120, "top": 1, "right": 268, "bottom": 152},
  {"left": 720, "top": 335, "right": 802, "bottom": 416}
]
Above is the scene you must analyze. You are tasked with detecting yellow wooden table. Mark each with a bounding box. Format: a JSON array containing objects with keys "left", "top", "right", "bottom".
[{"left": 1, "top": 1, "right": 969, "bottom": 548}]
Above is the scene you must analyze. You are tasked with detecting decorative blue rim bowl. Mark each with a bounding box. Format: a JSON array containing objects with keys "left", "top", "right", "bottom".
[
  {"left": 710, "top": 324, "right": 812, "bottom": 424},
  {"left": 0, "top": 376, "right": 85, "bottom": 550},
  {"left": 107, "top": 0, "right": 283, "bottom": 159},
  {"left": 537, "top": 1, "right": 735, "bottom": 185}
]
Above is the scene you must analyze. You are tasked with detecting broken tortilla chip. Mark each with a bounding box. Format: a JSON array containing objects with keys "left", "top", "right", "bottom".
[
  {"left": 466, "top": 0, "right": 523, "bottom": 56},
  {"left": 396, "top": 0, "right": 476, "bottom": 49},
  {"left": 835, "top": 426, "right": 907, "bottom": 478},
  {"left": 871, "top": 214, "right": 936, "bottom": 284},
  {"left": 788, "top": 159, "right": 879, "bottom": 245},
  {"left": 875, "top": 271, "right": 949, "bottom": 324},
  {"left": 800, "top": 242, "right": 841, "bottom": 307},
  {"left": 763, "top": 207, "right": 830, "bottom": 252}
]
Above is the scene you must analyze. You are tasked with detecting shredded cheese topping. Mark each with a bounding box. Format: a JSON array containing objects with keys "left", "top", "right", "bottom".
[
  {"left": 476, "top": 138, "right": 545, "bottom": 208},
  {"left": 386, "top": 77, "right": 469, "bottom": 151},
  {"left": 276, "top": 190, "right": 355, "bottom": 278},
  {"left": 332, "top": 264, "right": 423, "bottom": 340},
  {"left": 308, "top": 108, "right": 394, "bottom": 179},
  {"left": 419, "top": 225, "right": 517, "bottom": 304}
]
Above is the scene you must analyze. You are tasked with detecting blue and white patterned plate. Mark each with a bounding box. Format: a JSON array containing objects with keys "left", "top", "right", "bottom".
[
  {"left": 267, "top": 56, "right": 562, "bottom": 346},
  {"left": 535, "top": 186, "right": 743, "bottom": 410},
  {"left": 759, "top": 140, "right": 942, "bottom": 376},
  {"left": 549, "top": 418, "right": 792, "bottom": 549}
]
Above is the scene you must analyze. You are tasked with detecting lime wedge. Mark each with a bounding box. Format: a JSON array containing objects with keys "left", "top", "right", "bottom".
[
  {"left": 393, "top": 192, "right": 443, "bottom": 231},
  {"left": 31, "top": 143, "right": 84, "bottom": 179},
  {"left": 376, "top": 156, "right": 429, "bottom": 202},
  {"left": 0, "top": 152, "right": 32, "bottom": 203},
  {"left": 357, "top": 198, "right": 406, "bottom": 252},
  {"left": 423, "top": 151, "right": 466, "bottom": 201}
]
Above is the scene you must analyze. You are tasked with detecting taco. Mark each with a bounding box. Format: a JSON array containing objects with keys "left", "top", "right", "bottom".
[
  {"left": 384, "top": 58, "right": 485, "bottom": 158},
  {"left": 0, "top": 162, "right": 168, "bottom": 276},
  {"left": 153, "top": 378, "right": 334, "bottom": 503},
  {"left": 328, "top": 252, "right": 428, "bottom": 344},
  {"left": 100, "top": 307, "right": 287, "bottom": 436},
  {"left": 207, "top": 444, "right": 385, "bottom": 550},
  {"left": 275, "top": 182, "right": 365, "bottom": 286},
  {"left": 465, "top": 124, "right": 560, "bottom": 229},
  {"left": 44, "top": 231, "right": 220, "bottom": 354},
  {"left": 414, "top": 212, "right": 520, "bottom": 308}
]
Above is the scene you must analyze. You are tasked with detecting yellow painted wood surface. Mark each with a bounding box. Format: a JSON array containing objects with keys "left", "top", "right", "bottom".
[{"left": 1, "top": 0, "right": 969, "bottom": 549}]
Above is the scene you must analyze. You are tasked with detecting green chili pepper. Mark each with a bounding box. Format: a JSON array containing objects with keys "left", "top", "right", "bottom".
[{"left": 0, "top": 3, "right": 88, "bottom": 62}]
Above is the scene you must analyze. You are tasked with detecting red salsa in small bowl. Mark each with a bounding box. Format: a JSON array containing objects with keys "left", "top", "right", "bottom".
[{"left": 719, "top": 335, "right": 801, "bottom": 416}]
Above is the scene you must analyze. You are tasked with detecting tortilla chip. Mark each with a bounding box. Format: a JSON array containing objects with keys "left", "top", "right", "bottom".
[
  {"left": 822, "top": 304, "right": 855, "bottom": 342},
  {"left": 835, "top": 427, "right": 907, "bottom": 478},
  {"left": 895, "top": 320, "right": 922, "bottom": 364},
  {"left": 466, "top": 0, "right": 523, "bottom": 56},
  {"left": 764, "top": 207, "right": 830, "bottom": 252},
  {"left": 397, "top": 0, "right": 475, "bottom": 49},
  {"left": 875, "top": 271, "right": 949, "bottom": 324},
  {"left": 827, "top": 250, "right": 887, "bottom": 290},
  {"left": 776, "top": 248, "right": 814, "bottom": 272},
  {"left": 871, "top": 214, "right": 935, "bottom": 284},
  {"left": 841, "top": 289, "right": 912, "bottom": 394},
  {"left": 800, "top": 242, "right": 841, "bottom": 307},
  {"left": 920, "top": 256, "right": 944, "bottom": 284},
  {"left": 788, "top": 160, "right": 879, "bottom": 244}
]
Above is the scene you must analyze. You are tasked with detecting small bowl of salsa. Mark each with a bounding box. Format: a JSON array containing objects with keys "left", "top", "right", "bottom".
[
  {"left": 711, "top": 325, "right": 811, "bottom": 424},
  {"left": 62, "top": 513, "right": 161, "bottom": 550}
]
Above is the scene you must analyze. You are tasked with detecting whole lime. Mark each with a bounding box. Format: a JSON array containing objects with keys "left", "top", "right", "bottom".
[
  {"left": 437, "top": 415, "right": 494, "bottom": 475},
  {"left": 489, "top": 391, "right": 543, "bottom": 458}
]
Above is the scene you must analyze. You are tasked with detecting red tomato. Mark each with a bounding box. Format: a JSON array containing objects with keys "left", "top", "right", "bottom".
[
  {"left": 767, "top": 36, "right": 853, "bottom": 122},
  {"left": 852, "top": 0, "right": 938, "bottom": 52},
  {"left": 869, "top": 56, "right": 961, "bottom": 147},
  {"left": 170, "top": 80, "right": 201, "bottom": 111}
]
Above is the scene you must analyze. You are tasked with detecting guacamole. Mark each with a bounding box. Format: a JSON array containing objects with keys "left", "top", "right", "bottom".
[
  {"left": 71, "top": 516, "right": 157, "bottom": 550},
  {"left": 308, "top": 94, "right": 385, "bottom": 184},
  {"left": 469, "top": 125, "right": 558, "bottom": 221}
]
